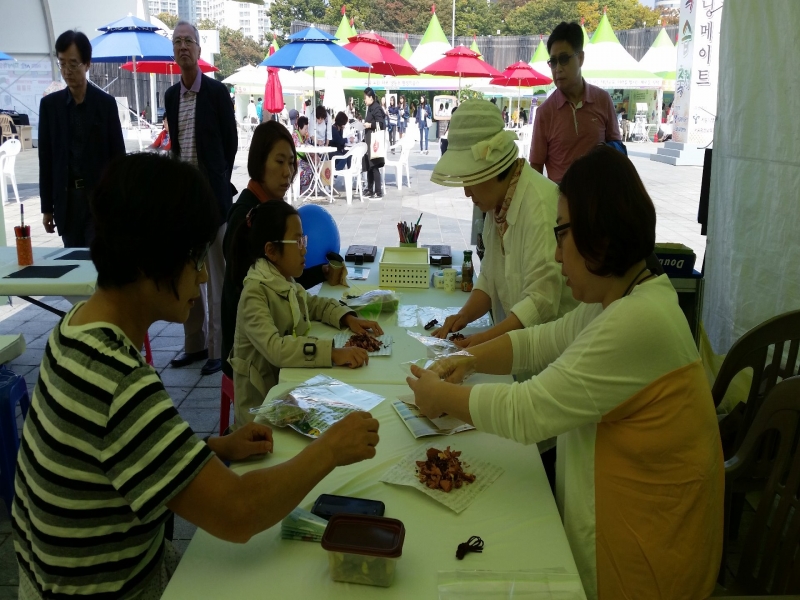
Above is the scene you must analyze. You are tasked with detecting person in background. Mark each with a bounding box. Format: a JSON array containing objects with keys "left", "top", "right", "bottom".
[
  {"left": 362, "top": 86, "right": 386, "bottom": 198},
  {"left": 439, "top": 105, "right": 457, "bottom": 156},
  {"left": 38, "top": 29, "right": 125, "bottom": 248},
  {"left": 221, "top": 122, "right": 346, "bottom": 380},
  {"left": 256, "top": 97, "right": 263, "bottom": 122},
  {"left": 519, "top": 106, "right": 528, "bottom": 126},
  {"left": 314, "top": 105, "right": 329, "bottom": 146},
  {"left": 13, "top": 152, "right": 381, "bottom": 598},
  {"left": 529, "top": 21, "right": 621, "bottom": 183},
  {"left": 387, "top": 96, "right": 398, "bottom": 147},
  {"left": 304, "top": 98, "right": 313, "bottom": 123},
  {"left": 397, "top": 95, "right": 409, "bottom": 139},
  {"left": 150, "top": 114, "right": 171, "bottom": 151},
  {"left": 416, "top": 95, "right": 430, "bottom": 154},
  {"left": 501, "top": 105, "right": 508, "bottom": 125},
  {"left": 330, "top": 111, "right": 353, "bottom": 171},
  {"left": 227, "top": 201, "right": 383, "bottom": 427},
  {"left": 165, "top": 20, "right": 238, "bottom": 376},
  {"left": 247, "top": 98, "right": 258, "bottom": 129},
  {"left": 346, "top": 96, "right": 356, "bottom": 120},
  {"left": 407, "top": 146, "right": 723, "bottom": 600},
  {"left": 291, "top": 116, "right": 313, "bottom": 193},
  {"left": 288, "top": 106, "right": 299, "bottom": 128}
]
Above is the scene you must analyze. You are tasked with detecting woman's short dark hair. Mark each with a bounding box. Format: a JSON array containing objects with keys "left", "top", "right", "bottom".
[
  {"left": 91, "top": 153, "right": 218, "bottom": 291},
  {"left": 315, "top": 105, "right": 327, "bottom": 120},
  {"left": 296, "top": 115, "right": 308, "bottom": 129},
  {"left": 55, "top": 30, "right": 92, "bottom": 64},
  {"left": 247, "top": 121, "right": 297, "bottom": 182},
  {"left": 559, "top": 145, "right": 656, "bottom": 277},
  {"left": 228, "top": 201, "right": 299, "bottom": 287},
  {"left": 547, "top": 22, "right": 584, "bottom": 53},
  {"left": 334, "top": 111, "right": 348, "bottom": 127},
  {"left": 363, "top": 87, "right": 377, "bottom": 101}
]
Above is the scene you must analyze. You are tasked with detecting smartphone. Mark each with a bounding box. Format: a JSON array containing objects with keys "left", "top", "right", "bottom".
[{"left": 311, "top": 494, "right": 386, "bottom": 521}]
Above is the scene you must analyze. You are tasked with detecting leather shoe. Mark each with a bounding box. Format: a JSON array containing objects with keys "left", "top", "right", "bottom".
[
  {"left": 170, "top": 349, "right": 208, "bottom": 368},
  {"left": 201, "top": 358, "right": 223, "bottom": 375}
]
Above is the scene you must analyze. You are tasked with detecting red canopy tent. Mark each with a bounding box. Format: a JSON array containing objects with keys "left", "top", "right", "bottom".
[
  {"left": 342, "top": 32, "right": 418, "bottom": 85},
  {"left": 420, "top": 46, "right": 502, "bottom": 100},
  {"left": 120, "top": 57, "right": 218, "bottom": 75}
]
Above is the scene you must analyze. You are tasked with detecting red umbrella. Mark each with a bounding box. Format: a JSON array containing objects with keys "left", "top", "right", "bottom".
[
  {"left": 490, "top": 61, "right": 552, "bottom": 126},
  {"left": 120, "top": 57, "right": 218, "bottom": 74},
  {"left": 343, "top": 32, "right": 418, "bottom": 84},
  {"left": 420, "top": 46, "right": 502, "bottom": 98},
  {"left": 263, "top": 40, "right": 284, "bottom": 114}
]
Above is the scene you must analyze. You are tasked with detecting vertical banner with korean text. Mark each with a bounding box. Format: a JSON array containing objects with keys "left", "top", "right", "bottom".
[{"left": 673, "top": 0, "right": 724, "bottom": 146}]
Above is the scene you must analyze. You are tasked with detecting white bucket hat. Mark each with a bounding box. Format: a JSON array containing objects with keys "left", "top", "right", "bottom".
[{"left": 431, "top": 99, "right": 519, "bottom": 187}]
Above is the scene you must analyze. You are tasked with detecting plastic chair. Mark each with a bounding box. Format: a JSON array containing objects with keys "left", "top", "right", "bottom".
[
  {"left": 385, "top": 137, "right": 413, "bottom": 190},
  {"left": 0, "top": 139, "right": 21, "bottom": 203},
  {"left": 713, "top": 309, "right": 800, "bottom": 456},
  {"left": 0, "top": 115, "right": 19, "bottom": 145},
  {"left": 718, "top": 376, "right": 800, "bottom": 594},
  {"left": 331, "top": 142, "right": 367, "bottom": 205},
  {"left": 219, "top": 373, "right": 234, "bottom": 435}
]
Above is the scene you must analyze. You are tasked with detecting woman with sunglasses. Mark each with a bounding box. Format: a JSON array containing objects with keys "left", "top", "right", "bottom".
[
  {"left": 227, "top": 201, "right": 383, "bottom": 428},
  {"left": 406, "top": 146, "right": 723, "bottom": 600},
  {"left": 12, "top": 153, "right": 382, "bottom": 598}
]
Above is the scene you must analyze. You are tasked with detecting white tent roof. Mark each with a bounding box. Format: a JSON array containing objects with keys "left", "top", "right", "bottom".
[
  {"left": 408, "top": 11, "right": 452, "bottom": 70},
  {"left": 638, "top": 28, "right": 677, "bottom": 77},
  {"left": 222, "top": 65, "right": 314, "bottom": 94}
]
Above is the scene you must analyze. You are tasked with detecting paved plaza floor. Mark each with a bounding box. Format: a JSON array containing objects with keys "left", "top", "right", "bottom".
[{"left": 0, "top": 138, "right": 704, "bottom": 595}]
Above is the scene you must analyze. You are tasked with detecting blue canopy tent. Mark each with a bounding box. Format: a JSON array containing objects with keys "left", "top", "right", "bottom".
[
  {"left": 0, "top": 52, "right": 13, "bottom": 61},
  {"left": 90, "top": 16, "right": 174, "bottom": 148}
]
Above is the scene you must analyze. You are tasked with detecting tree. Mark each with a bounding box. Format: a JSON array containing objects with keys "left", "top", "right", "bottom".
[
  {"left": 576, "top": 1, "right": 662, "bottom": 30},
  {"left": 270, "top": 0, "right": 327, "bottom": 36},
  {"left": 155, "top": 12, "right": 179, "bottom": 29},
  {"left": 503, "top": 0, "right": 580, "bottom": 36},
  {"left": 215, "top": 26, "right": 267, "bottom": 80},
  {"left": 321, "top": 1, "right": 374, "bottom": 32}
]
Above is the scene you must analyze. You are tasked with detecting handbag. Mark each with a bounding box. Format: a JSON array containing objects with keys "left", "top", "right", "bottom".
[
  {"left": 320, "top": 159, "right": 333, "bottom": 186},
  {"left": 369, "top": 129, "right": 386, "bottom": 160},
  {"left": 425, "top": 117, "right": 432, "bottom": 128}
]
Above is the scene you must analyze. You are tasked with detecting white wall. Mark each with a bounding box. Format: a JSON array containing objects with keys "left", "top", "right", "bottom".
[{"left": 702, "top": 0, "right": 800, "bottom": 352}]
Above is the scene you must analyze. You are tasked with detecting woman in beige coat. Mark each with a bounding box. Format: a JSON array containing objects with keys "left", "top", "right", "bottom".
[{"left": 228, "top": 201, "right": 383, "bottom": 427}]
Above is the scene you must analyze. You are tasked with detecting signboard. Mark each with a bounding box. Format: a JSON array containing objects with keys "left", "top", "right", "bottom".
[
  {"left": 672, "top": 0, "right": 724, "bottom": 146},
  {"left": 433, "top": 95, "right": 457, "bottom": 121}
]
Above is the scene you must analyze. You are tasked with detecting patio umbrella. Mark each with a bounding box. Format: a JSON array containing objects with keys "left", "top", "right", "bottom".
[
  {"left": 120, "top": 57, "right": 218, "bottom": 75},
  {"left": 90, "top": 15, "right": 174, "bottom": 149},
  {"left": 261, "top": 26, "right": 368, "bottom": 143},
  {"left": 0, "top": 52, "right": 13, "bottom": 61},
  {"left": 343, "top": 32, "right": 418, "bottom": 85},
  {"left": 420, "top": 45, "right": 502, "bottom": 101},
  {"left": 490, "top": 61, "right": 552, "bottom": 121},
  {"left": 263, "top": 42, "right": 284, "bottom": 114}
]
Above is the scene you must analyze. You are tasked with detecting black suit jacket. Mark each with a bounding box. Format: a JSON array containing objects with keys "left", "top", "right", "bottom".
[
  {"left": 38, "top": 84, "right": 125, "bottom": 231},
  {"left": 165, "top": 74, "right": 238, "bottom": 224}
]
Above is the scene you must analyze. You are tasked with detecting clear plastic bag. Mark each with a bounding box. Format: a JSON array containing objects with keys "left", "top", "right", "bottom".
[
  {"left": 407, "top": 330, "right": 465, "bottom": 357},
  {"left": 437, "top": 570, "right": 586, "bottom": 600},
  {"left": 249, "top": 375, "right": 384, "bottom": 438},
  {"left": 343, "top": 289, "right": 400, "bottom": 313},
  {"left": 400, "top": 351, "right": 477, "bottom": 383}
]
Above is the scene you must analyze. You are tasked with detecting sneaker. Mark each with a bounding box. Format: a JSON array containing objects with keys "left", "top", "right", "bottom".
[
  {"left": 363, "top": 190, "right": 374, "bottom": 198},
  {"left": 372, "top": 191, "right": 384, "bottom": 199}
]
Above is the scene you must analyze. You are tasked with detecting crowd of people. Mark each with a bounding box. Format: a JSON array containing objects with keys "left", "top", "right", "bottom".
[{"left": 18, "top": 18, "right": 723, "bottom": 600}]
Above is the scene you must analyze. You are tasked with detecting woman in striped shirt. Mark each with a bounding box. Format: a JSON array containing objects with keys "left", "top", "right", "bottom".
[{"left": 13, "top": 153, "right": 380, "bottom": 599}]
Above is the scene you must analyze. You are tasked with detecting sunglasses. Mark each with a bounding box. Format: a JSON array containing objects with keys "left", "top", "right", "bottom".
[{"left": 547, "top": 53, "right": 578, "bottom": 68}]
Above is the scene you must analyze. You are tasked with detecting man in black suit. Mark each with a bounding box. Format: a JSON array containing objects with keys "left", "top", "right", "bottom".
[
  {"left": 39, "top": 30, "right": 125, "bottom": 248},
  {"left": 165, "top": 21, "right": 238, "bottom": 376}
]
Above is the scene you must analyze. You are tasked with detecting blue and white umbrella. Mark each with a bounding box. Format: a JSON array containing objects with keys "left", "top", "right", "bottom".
[
  {"left": 261, "top": 27, "right": 369, "bottom": 131},
  {"left": 91, "top": 15, "right": 174, "bottom": 147},
  {"left": 0, "top": 51, "right": 14, "bottom": 61}
]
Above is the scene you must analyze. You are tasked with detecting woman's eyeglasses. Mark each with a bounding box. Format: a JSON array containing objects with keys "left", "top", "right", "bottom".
[
  {"left": 189, "top": 243, "right": 210, "bottom": 272},
  {"left": 275, "top": 235, "right": 308, "bottom": 250},
  {"left": 547, "top": 53, "right": 578, "bottom": 68},
  {"left": 553, "top": 223, "right": 571, "bottom": 248}
]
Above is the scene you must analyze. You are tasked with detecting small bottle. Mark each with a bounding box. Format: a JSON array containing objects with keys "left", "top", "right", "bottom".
[{"left": 461, "top": 250, "right": 474, "bottom": 292}]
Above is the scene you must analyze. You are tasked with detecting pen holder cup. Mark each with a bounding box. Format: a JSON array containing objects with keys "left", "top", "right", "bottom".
[
  {"left": 16, "top": 237, "right": 33, "bottom": 266},
  {"left": 399, "top": 242, "right": 418, "bottom": 248},
  {"left": 443, "top": 268, "right": 457, "bottom": 292}
]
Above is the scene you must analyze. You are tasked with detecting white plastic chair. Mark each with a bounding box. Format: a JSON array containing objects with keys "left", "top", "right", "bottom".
[
  {"left": 331, "top": 143, "right": 367, "bottom": 205},
  {"left": 285, "top": 173, "right": 301, "bottom": 205},
  {"left": 385, "top": 136, "right": 413, "bottom": 189},
  {"left": 0, "top": 139, "right": 21, "bottom": 204}
]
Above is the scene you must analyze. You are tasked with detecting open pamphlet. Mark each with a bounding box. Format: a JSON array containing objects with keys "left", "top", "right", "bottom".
[
  {"left": 392, "top": 395, "right": 474, "bottom": 438},
  {"left": 250, "top": 375, "right": 384, "bottom": 438}
]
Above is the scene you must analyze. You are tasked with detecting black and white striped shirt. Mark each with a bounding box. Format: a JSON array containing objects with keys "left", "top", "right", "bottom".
[{"left": 12, "top": 304, "right": 213, "bottom": 598}]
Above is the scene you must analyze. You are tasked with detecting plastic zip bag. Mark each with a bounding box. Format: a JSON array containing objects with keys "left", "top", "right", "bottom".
[{"left": 437, "top": 570, "right": 586, "bottom": 600}]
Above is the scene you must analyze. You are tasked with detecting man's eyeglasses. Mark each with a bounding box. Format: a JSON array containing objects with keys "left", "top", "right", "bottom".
[
  {"left": 57, "top": 61, "right": 84, "bottom": 73},
  {"left": 547, "top": 53, "right": 578, "bottom": 69},
  {"left": 172, "top": 37, "right": 197, "bottom": 48},
  {"left": 189, "top": 243, "right": 210, "bottom": 272},
  {"left": 275, "top": 235, "right": 308, "bottom": 250},
  {"left": 553, "top": 223, "right": 571, "bottom": 248}
]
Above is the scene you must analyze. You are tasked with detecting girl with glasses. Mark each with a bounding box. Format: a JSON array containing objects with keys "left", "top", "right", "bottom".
[{"left": 227, "top": 201, "right": 383, "bottom": 427}]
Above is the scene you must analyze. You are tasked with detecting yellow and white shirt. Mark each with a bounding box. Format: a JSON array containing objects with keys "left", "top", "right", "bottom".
[{"left": 470, "top": 275, "right": 724, "bottom": 599}]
